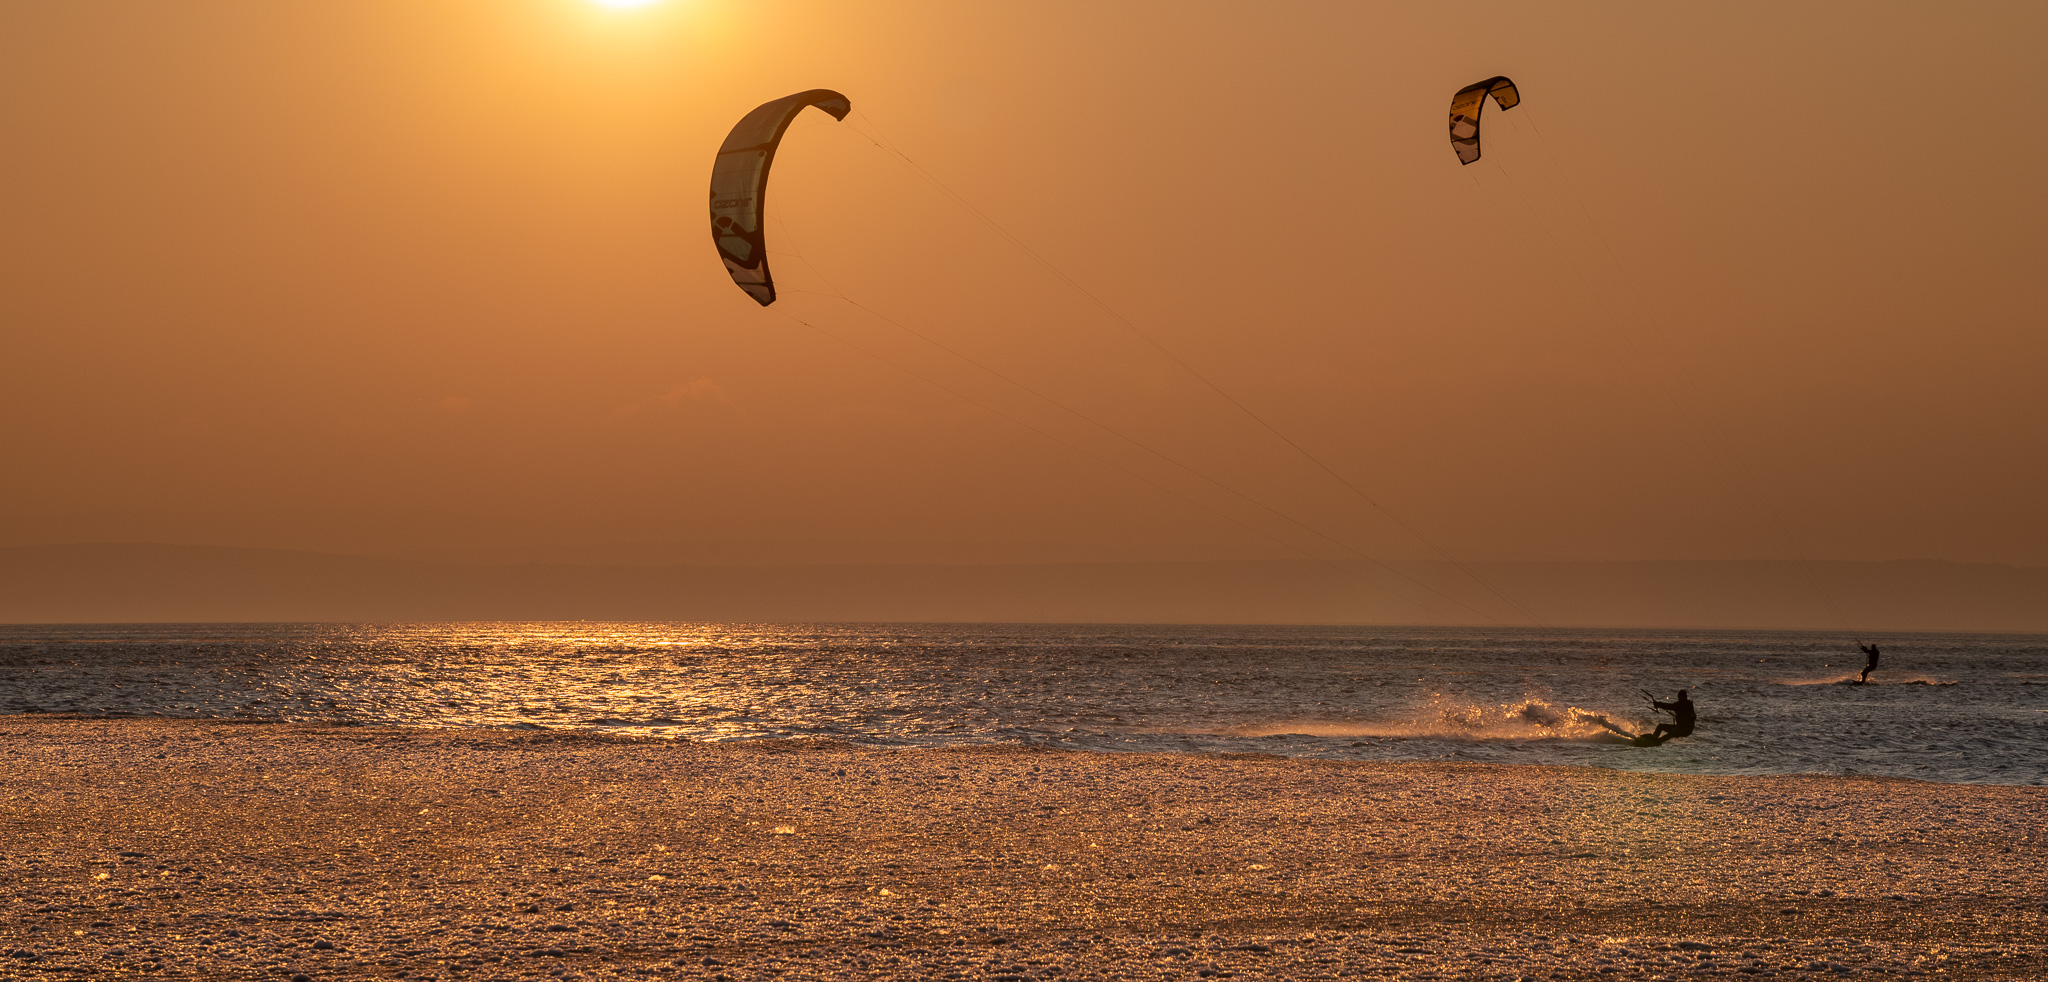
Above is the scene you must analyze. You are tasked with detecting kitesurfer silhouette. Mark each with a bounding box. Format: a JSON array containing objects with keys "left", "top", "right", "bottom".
[
  {"left": 1857, "top": 643, "right": 1881, "bottom": 684},
  {"left": 1650, "top": 690, "right": 1695, "bottom": 741}
]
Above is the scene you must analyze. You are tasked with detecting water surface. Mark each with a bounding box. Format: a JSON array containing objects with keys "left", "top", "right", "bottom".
[{"left": 2, "top": 622, "right": 2041, "bottom": 784}]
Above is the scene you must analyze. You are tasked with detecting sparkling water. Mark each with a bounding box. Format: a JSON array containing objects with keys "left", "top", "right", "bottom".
[{"left": 2, "top": 622, "right": 2041, "bottom": 784}]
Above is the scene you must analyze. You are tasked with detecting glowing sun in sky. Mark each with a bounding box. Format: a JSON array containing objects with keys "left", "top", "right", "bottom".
[{"left": 589, "top": 0, "right": 662, "bottom": 8}]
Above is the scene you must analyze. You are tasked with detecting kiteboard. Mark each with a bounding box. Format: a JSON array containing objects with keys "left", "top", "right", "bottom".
[
  {"left": 1589, "top": 715, "right": 1670, "bottom": 748},
  {"left": 1587, "top": 730, "right": 1670, "bottom": 747}
]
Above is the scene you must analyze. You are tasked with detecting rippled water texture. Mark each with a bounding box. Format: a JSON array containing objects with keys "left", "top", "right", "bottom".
[{"left": 2, "top": 623, "right": 2042, "bottom": 784}]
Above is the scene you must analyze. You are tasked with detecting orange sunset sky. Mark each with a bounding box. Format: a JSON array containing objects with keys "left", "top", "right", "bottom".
[{"left": 2, "top": 0, "right": 2043, "bottom": 573}]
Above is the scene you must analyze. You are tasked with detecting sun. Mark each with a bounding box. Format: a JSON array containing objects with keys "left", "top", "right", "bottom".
[{"left": 589, "top": 0, "right": 662, "bottom": 8}]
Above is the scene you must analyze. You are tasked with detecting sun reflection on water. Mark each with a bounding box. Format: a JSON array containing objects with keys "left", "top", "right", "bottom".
[{"left": 2, "top": 622, "right": 2043, "bottom": 783}]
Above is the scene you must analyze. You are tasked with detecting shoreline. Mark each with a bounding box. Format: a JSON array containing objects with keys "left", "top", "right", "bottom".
[{"left": 3, "top": 717, "right": 2044, "bottom": 980}]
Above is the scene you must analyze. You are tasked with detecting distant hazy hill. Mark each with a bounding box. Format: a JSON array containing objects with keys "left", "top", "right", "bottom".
[{"left": 1, "top": 543, "right": 2043, "bottom": 631}]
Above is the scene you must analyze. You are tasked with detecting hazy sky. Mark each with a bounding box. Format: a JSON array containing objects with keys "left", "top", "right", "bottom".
[{"left": 3, "top": 0, "right": 2043, "bottom": 570}]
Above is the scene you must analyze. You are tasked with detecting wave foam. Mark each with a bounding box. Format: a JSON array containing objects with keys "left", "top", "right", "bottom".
[
  {"left": 1781, "top": 675, "right": 1959, "bottom": 687},
  {"left": 1217, "top": 695, "right": 1643, "bottom": 744}
]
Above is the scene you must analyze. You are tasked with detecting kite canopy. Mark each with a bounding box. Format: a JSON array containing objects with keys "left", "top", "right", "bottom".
[
  {"left": 1447, "top": 76, "right": 1520, "bottom": 165},
  {"left": 709, "top": 89, "right": 852, "bottom": 306}
]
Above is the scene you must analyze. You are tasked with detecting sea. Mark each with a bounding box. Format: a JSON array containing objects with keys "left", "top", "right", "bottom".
[{"left": 1, "top": 623, "right": 2042, "bottom": 785}]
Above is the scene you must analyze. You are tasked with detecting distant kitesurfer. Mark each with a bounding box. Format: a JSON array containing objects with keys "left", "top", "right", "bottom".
[
  {"left": 1650, "top": 690, "right": 1695, "bottom": 741},
  {"left": 1858, "top": 643, "right": 1881, "bottom": 684}
]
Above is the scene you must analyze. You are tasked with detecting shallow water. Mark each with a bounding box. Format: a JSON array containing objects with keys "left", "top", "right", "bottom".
[{"left": 1, "top": 622, "right": 2042, "bottom": 784}]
